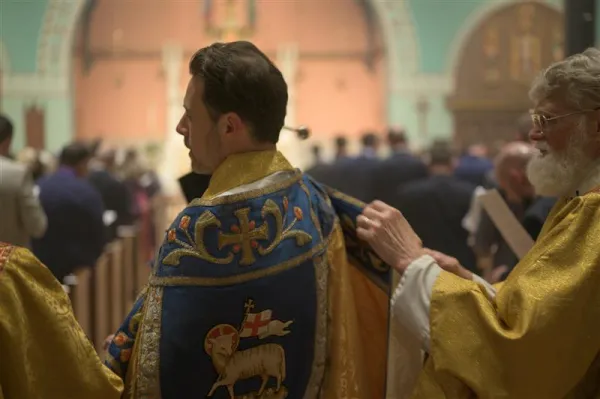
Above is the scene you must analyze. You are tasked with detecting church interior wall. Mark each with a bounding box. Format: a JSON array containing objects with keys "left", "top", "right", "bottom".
[{"left": 0, "top": 0, "right": 595, "bottom": 156}]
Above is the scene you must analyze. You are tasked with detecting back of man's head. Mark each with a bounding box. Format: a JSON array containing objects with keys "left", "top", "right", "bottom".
[
  {"left": 189, "top": 41, "right": 288, "bottom": 144},
  {"left": 387, "top": 128, "right": 407, "bottom": 149},
  {"left": 0, "top": 114, "right": 14, "bottom": 151},
  {"left": 335, "top": 136, "right": 347, "bottom": 150},
  {"left": 361, "top": 132, "right": 379, "bottom": 149},
  {"left": 494, "top": 141, "right": 535, "bottom": 192},
  {"left": 516, "top": 113, "right": 532, "bottom": 142},
  {"left": 429, "top": 141, "right": 454, "bottom": 167},
  {"left": 59, "top": 143, "right": 92, "bottom": 175}
]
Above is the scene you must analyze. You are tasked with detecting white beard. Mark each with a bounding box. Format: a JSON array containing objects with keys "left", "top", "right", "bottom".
[{"left": 527, "top": 130, "right": 593, "bottom": 197}]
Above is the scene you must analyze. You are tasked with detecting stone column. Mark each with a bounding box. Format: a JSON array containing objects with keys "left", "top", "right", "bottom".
[
  {"left": 276, "top": 43, "right": 309, "bottom": 169},
  {"left": 160, "top": 43, "right": 185, "bottom": 196}
]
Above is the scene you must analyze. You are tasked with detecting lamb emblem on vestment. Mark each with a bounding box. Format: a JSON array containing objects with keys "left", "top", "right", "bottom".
[{"left": 205, "top": 299, "right": 293, "bottom": 398}]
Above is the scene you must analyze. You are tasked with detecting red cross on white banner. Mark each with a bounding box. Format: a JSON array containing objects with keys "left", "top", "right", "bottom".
[{"left": 240, "top": 309, "right": 272, "bottom": 338}]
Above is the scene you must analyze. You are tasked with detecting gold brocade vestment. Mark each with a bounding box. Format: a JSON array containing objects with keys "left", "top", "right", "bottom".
[
  {"left": 0, "top": 244, "right": 123, "bottom": 399},
  {"left": 413, "top": 192, "right": 600, "bottom": 398}
]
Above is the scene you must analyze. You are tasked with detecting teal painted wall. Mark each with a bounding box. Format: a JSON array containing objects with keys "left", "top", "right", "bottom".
[
  {"left": 409, "top": 0, "right": 487, "bottom": 74},
  {"left": 2, "top": 98, "right": 26, "bottom": 150},
  {"left": 0, "top": 0, "right": 47, "bottom": 73},
  {"left": 0, "top": 97, "right": 71, "bottom": 155},
  {"left": 45, "top": 98, "right": 74, "bottom": 153}
]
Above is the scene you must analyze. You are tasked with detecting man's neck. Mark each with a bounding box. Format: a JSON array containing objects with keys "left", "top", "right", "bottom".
[
  {"left": 362, "top": 147, "right": 377, "bottom": 158},
  {"left": 391, "top": 145, "right": 408, "bottom": 154},
  {"left": 429, "top": 165, "right": 452, "bottom": 176}
]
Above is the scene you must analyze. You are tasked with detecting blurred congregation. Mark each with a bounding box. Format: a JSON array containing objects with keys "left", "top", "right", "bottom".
[
  {"left": 304, "top": 121, "right": 555, "bottom": 284},
  {"left": 0, "top": 107, "right": 553, "bottom": 308}
]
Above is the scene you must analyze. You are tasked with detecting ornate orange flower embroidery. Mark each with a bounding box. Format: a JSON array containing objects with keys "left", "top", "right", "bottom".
[
  {"left": 248, "top": 220, "right": 256, "bottom": 230},
  {"left": 114, "top": 332, "right": 129, "bottom": 347},
  {"left": 179, "top": 215, "right": 191, "bottom": 230},
  {"left": 167, "top": 229, "right": 177, "bottom": 242},
  {"left": 294, "top": 207, "right": 303, "bottom": 221},
  {"left": 231, "top": 225, "right": 240, "bottom": 233},
  {"left": 283, "top": 197, "right": 289, "bottom": 212},
  {"left": 232, "top": 244, "right": 241, "bottom": 253},
  {"left": 120, "top": 349, "right": 132, "bottom": 362}
]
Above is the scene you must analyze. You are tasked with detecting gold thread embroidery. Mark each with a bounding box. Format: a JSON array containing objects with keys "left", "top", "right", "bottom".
[
  {"left": 327, "top": 188, "right": 367, "bottom": 209},
  {"left": 190, "top": 172, "right": 302, "bottom": 207},
  {"left": 299, "top": 181, "right": 324, "bottom": 242},
  {"left": 150, "top": 238, "right": 329, "bottom": 287},
  {"left": 205, "top": 300, "right": 292, "bottom": 397},
  {"left": 135, "top": 286, "right": 163, "bottom": 399},
  {"left": 218, "top": 207, "right": 269, "bottom": 265},
  {"left": 304, "top": 252, "right": 328, "bottom": 399},
  {"left": 258, "top": 199, "right": 312, "bottom": 256},
  {"left": 163, "top": 211, "right": 234, "bottom": 266},
  {"left": 201, "top": 151, "right": 295, "bottom": 199},
  {"left": 164, "top": 198, "right": 312, "bottom": 268}
]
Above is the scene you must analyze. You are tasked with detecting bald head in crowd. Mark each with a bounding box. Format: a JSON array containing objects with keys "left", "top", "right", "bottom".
[
  {"left": 495, "top": 141, "right": 536, "bottom": 202},
  {"left": 516, "top": 113, "right": 533, "bottom": 142}
]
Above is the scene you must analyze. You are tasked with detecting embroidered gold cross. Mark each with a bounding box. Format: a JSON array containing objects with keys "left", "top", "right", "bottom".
[{"left": 218, "top": 208, "right": 268, "bottom": 265}]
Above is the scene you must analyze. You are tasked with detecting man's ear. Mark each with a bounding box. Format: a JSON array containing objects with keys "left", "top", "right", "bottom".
[{"left": 220, "top": 112, "right": 244, "bottom": 135}]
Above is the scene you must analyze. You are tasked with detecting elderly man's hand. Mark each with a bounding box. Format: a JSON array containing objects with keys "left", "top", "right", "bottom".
[
  {"left": 423, "top": 248, "right": 473, "bottom": 280},
  {"left": 357, "top": 200, "right": 425, "bottom": 273}
]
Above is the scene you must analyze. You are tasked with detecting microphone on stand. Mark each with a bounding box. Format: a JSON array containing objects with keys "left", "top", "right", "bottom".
[{"left": 283, "top": 125, "right": 310, "bottom": 140}]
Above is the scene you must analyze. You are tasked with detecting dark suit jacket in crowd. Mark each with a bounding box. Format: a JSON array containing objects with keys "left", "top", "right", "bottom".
[
  {"left": 328, "top": 154, "right": 380, "bottom": 203},
  {"left": 88, "top": 168, "right": 134, "bottom": 240},
  {"left": 393, "top": 174, "right": 477, "bottom": 272},
  {"left": 305, "top": 162, "right": 333, "bottom": 186},
  {"left": 454, "top": 155, "right": 494, "bottom": 187},
  {"left": 372, "top": 151, "right": 428, "bottom": 203},
  {"left": 32, "top": 167, "right": 106, "bottom": 282}
]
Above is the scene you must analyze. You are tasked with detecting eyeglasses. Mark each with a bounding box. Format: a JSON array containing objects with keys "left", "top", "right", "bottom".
[{"left": 530, "top": 107, "right": 600, "bottom": 132}]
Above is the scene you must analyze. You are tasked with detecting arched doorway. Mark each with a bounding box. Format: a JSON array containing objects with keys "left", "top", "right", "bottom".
[
  {"left": 447, "top": 1, "right": 564, "bottom": 148},
  {"left": 72, "top": 0, "right": 387, "bottom": 172}
]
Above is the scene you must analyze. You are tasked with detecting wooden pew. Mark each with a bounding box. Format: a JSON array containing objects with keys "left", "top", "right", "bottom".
[
  {"left": 93, "top": 252, "right": 111, "bottom": 353},
  {"left": 107, "top": 241, "right": 124, "bottom": 332},
  {"left": 70, "top": 267, "right": 93, "bottom": 340},
  {"left": 119, "top": 227, "right": 137, "bottom": 314}
]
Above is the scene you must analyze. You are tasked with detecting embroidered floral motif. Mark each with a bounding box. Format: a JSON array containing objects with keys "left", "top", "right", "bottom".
[
  {"left": 113, "top": 332, "right": 129, "bottom": 347},
  {"left": 179, "top": 215, "right": 191, "bottom": 229},
  {"left": 294, "top": 206, "right": 303, "bottom": 221},
  {"left": 163, "top": 198, "right": 312, "bottom": 267},
  {"left": 120, "top": 348, "right": 132, "bottom": 362}
]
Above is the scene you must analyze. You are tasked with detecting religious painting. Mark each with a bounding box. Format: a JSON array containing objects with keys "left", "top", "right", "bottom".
[
  {"left": 204, "top": 0, "right": 257, "bottom": 41},
  {"left": 447, "top": 2, "right": 564, "bottom": 147}
]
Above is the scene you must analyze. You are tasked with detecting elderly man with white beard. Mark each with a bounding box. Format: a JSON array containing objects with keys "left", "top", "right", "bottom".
[{"left": 358, "top": 48, "right": 600, "bottom": 399}]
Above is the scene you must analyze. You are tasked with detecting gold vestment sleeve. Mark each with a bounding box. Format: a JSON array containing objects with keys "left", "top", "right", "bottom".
[
  {"left": 412, "top": 196, "right": 600, "bottom": 398},
  {"left": 0, "top": 246, "right": 124, "bottom": 399}
]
